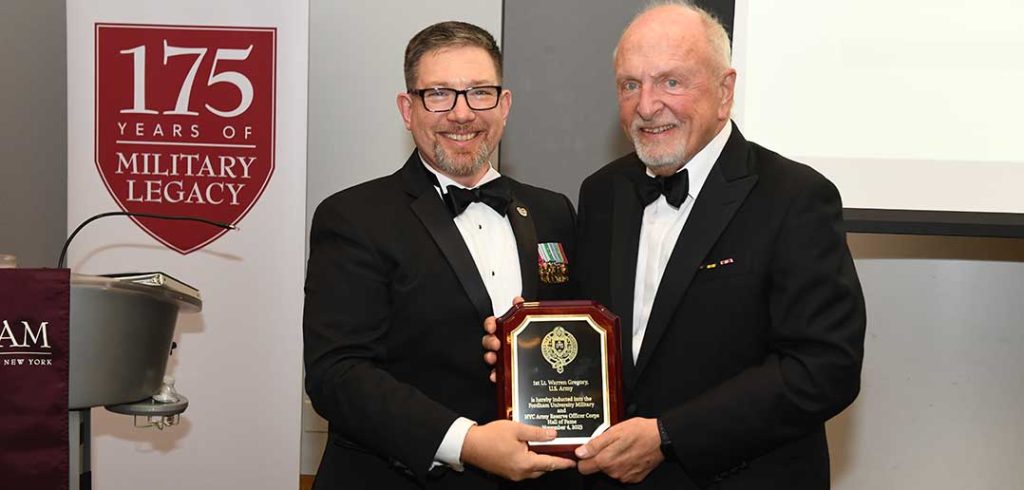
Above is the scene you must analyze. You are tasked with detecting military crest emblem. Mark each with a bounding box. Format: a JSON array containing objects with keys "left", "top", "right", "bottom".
[{"left": 541, "top": 326, "right": 578, "bottom": 374}]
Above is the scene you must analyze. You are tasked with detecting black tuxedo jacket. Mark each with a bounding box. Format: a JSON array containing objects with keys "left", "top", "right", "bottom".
[
  {"left": 303, "top": 153, "right": 577, "bottom": 489},
  {"left": 576, "top": 125, "right": 865, "bottom": 489}
]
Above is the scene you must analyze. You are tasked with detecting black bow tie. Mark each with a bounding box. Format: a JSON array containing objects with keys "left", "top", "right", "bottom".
[
  {"left": 636, "top": 169, "right": 689, "bottom": 208},
  {"left": 443, "top": 178, "right": 512, "bottom": 217}
]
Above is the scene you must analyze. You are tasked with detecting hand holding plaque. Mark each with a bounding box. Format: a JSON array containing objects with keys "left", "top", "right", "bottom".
[{"left": 495, "top": 301, "right": 624, "bottom": 457}]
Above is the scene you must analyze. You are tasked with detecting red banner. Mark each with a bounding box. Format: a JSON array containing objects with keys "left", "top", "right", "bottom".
[
  {"left": 95, "top": 24, "right": 277, "bottom": 254},
  {"left": 0, "top": 269, "right": 70, "bottom": 489}
]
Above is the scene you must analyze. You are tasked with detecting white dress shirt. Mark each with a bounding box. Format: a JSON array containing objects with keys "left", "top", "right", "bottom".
[
  {"left": 421, "top": 156, "right": 522, "bottom": 470},
  {"left": 631, "top": 123, "right": 732, "bottom": 362}
]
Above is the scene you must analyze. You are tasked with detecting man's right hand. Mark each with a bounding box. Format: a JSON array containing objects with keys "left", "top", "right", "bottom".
[{"left": 461, "top": 420, "right": 576, "bottom": 481}]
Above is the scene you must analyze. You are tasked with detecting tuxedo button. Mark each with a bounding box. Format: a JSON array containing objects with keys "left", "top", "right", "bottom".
[{"left": 626, "top": 403, "right": 638, "bottom": 416}]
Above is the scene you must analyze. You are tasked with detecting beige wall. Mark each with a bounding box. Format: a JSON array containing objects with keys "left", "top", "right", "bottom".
[{"left": 830, "top": 234, "right": 1024, "bottom": 488}]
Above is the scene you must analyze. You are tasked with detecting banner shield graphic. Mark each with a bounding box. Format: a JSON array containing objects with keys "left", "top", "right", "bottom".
[{"left": 95, "top": 24, "right": 276, "bottom": 253}]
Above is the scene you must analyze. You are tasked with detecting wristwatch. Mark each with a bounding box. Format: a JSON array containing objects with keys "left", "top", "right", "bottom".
[{"left": 657, "top": 418, "right": 675, "bottom": 460}]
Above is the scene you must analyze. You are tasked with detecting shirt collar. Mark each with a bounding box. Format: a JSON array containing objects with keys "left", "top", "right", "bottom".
[
  {"left": 418, "top": 151, "right": 500, "bottom": 194},
  {"left": 644, "top": 121, "right": 731, "bottom": 202}
]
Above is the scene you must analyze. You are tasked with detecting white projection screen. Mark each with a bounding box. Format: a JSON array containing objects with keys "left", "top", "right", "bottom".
[{"left": 732, "top": 0, "right": 1024, "bottom": 216}]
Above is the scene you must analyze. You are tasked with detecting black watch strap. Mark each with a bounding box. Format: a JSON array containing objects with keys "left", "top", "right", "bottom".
[{"left": 657, "top": 418, "right": 676, "bottom": 460}]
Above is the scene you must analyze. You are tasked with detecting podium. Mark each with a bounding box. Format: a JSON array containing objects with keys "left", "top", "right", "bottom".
[{"left": 69, "top": 272, "right": 201, "bottom": 490}]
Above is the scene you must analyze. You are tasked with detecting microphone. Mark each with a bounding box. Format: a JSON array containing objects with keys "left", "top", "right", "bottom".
[{"left": 57, "top": 211, "right": 237, "bottom": 269}]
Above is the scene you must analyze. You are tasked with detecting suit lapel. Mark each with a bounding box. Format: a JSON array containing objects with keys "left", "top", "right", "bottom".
[
  {"left": 506, "top": 197, "right": 539, "bottom": 301},
  {"left": 633, "top": 127, "right": 759, "bottom": 377},
  {"left": 609, "top": 163, "right": 646, "bottom": 386},
  {"left": 402, "top": 153, "right": 493, "bottom": 320}
]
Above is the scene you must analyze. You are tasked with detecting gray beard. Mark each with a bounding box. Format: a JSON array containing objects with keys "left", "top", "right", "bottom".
[
  {"left": 633, "top": 134, "right": 687, "bottom": 171},
  {"left": 432, "top": 140, "right": 491, "bottom": 177},
  {"left": 629, "top": 119, "right": 688, "bottom": 171}
]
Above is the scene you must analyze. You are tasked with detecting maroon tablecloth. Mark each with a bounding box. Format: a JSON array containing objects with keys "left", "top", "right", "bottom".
[{"left": 0, "top": 268, "right": 70, "bottom": 490}]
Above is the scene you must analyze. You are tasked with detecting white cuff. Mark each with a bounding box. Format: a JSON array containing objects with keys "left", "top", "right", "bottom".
[{"left": 431, "top": 417, "right": 476, "bottom": 472}]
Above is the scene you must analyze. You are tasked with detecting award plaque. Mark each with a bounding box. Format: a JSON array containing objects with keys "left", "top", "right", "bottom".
[{"left": 496, "top": 301, "right": 623, "bottom": 456}]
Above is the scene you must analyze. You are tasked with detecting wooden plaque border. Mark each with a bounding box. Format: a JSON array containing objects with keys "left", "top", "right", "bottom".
[{"left": 496, "top": 300, "right": 623, "bottom": 457}]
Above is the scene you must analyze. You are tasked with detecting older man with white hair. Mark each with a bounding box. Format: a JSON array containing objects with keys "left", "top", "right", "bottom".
[{"left": 569, "top": 2, "right": 866, "bottom": 488}]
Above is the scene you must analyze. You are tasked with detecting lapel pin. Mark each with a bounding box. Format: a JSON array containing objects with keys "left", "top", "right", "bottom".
[
  {"left": 517, "top": 206, "right": 528, "bottom": 217},
  {"left": 699, "top": 257, "right": 736, "bottom": 270}
]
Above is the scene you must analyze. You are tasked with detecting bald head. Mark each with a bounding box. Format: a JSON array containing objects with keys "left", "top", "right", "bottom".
[
  {"left": 616, "top": 3, "right": 731, "bottom": 76},
  {"left": 613, "top": 2, "right": 737, "bottom": 174}
]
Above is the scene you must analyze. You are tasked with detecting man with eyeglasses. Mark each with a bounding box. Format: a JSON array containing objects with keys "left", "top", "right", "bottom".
[{"left": 304, "top": 21, "right": 578, "bottom": 490}]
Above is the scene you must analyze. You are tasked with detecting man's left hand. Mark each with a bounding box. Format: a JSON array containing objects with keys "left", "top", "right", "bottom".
[
  {"left": 482, "top": 296, "right": 523, "bottom": 383},
  {"left": 575, "top": 417, "right": 664, "bottom": 483}
]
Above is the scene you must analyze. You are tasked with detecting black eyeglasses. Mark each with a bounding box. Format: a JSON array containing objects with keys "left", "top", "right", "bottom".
[{"left": 408, "top": 85, "right": 502, "bottom": 112}]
